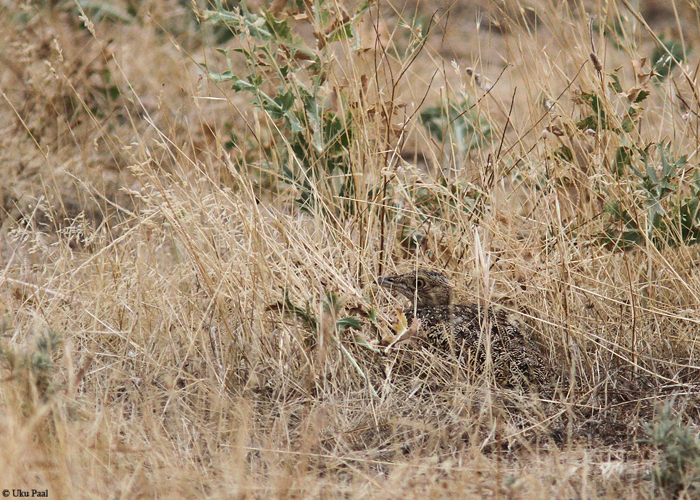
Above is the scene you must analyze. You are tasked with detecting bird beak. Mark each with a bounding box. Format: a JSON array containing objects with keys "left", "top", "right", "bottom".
[{"left": 374, "top": 276, "right": 394, "bottom": 289}]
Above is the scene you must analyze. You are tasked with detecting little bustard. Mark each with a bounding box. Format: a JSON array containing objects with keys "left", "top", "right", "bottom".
[{"left": 376, "top": 269, "right": 555, "bottom": 390}]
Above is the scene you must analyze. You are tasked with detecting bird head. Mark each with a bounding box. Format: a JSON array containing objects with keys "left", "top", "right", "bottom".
[{"left": 375, "top": 269, "right": 452, "bottom": 307}]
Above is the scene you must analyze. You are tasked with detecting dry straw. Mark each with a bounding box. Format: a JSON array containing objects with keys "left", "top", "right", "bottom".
[{"left": 1, "top": 0, "right": 700, "bottom": 498}]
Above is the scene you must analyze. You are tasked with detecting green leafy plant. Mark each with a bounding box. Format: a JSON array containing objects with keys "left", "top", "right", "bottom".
[
  {"left": 200, "top": 1, "right": 370, "bottom": 214},
  {"left": 275, "top": 290, "right": 358, "bottom": 340},
  {"left": 652, "top": 38, "right": 686, "bottom": 80},
  {"left": 641, "top": 397, "right": 700, "bottom": 498},
  {"left": 73, "top": 1, "right": 135, "bottom": 24},
  {"left": 267, "top": 289, "right": 361, "bottom": 352},
  {"left": 419, "top": 97, "right": 493, "bottom": 162},
  {"left": 601, "top": 143, "right": 700, "bottom": 249},
  {"left": 574, "top": 71, "right": 649, "bottom": 134},
  {"left": 540, "top": 66, "right": 700, "bottom": 251},
  {"left": 0, "top": 331, "right": 62, "bottom": 408},
  {"left": 271, "top": 289, "right": 372, "bottom": 392}
]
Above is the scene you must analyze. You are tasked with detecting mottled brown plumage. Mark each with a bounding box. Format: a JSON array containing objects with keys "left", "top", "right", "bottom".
[{"left": 376, "top": 269, "right": 554, "bottom": 390}]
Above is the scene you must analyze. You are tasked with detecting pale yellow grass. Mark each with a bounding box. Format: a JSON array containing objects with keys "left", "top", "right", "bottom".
[{"left": 1, "top": 0, "right": 700, "bottom": 498}]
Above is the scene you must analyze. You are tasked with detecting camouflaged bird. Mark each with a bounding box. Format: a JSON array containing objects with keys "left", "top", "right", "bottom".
[{"left": 376, "top": 269, "right": 555, "bottom": 391}]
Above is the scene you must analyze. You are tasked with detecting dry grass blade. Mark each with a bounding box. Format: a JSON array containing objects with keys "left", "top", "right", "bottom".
[{"left": 2, "top": 0, "right": 700, "bottom": 498}]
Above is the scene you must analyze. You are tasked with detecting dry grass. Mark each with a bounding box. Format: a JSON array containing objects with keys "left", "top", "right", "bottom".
[{"left": 2, "top": 0, "right": 700, "bottom": 498}]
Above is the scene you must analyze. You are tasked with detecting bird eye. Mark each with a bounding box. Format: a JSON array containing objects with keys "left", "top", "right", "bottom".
[{"left": 416, "top": 278, "right": 426, "bottom": 288}]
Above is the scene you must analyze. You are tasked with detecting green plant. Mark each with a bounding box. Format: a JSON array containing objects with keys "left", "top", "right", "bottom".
[
  {"left": 651, "top": 38, "right": 686, "bottom": 80},
  {"left": 574, "top": 70, "right": 649, "bottom": 134},
  {"left": 0, "top": 330, "right": 62, "bottom": 407},
  {"left": 271, "top": 289, "right": 373, "bottom": 393},
  {"left": 601, "top": 143, "right": 700, "bottom": 249},
  {"left": 275, "top": 289, "right": 361, "bottom": 346},
  {"left": 419, "top": 97, "right": 493, "bottom": 163},
  {"left": 540, "top": 65, "right": 700, "bottom": 251},
  {"left": 200, "top": 0, "right": 370, "bottom": 215},
  {"left": 641, "top": 397, "right": 700, "bottom": 498}
]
